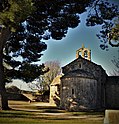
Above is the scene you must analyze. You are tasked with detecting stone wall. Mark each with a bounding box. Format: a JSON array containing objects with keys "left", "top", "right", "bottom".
[
  {"left": 105, "top": 76, "right": 119, "bottom": 109},
  {"left": 104, "top": 110, "right": 119, "bottom": 124},
  {"left": 60, "top": 77, "right": 98, "bottom": 111},
  {"left": 49, "top": 75, "right": 61, "bottom": 106},
  {"left": 50, "top": 85, "right": 58, "bottom": 105}
]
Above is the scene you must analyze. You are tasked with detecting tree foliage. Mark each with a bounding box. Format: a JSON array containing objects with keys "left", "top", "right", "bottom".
[
  {"left": 85, "top": 0, "right": 119, "bottom": 50},
  {"left": 107, "top": 18, "right": 119, "bottom": 47},
  {"left": 0, "top": 0, "right": 35, "bottom": 31}
]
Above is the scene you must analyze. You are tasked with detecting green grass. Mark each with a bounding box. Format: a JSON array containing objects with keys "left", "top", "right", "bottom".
[
  {"left": 0, "top": 110, "right": 104, "bottom": 124},
  {"left": 0, "top": 100, "right": 104, "bottom": 124},
  {"left": 0, "top": 118, "right": 103, "bottom": 124},
  {"left": 70, "top": 111, "right": 104, "bottom": 116}
]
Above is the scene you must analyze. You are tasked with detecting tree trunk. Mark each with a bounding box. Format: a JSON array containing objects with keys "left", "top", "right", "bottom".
[
  {"left": 0, "top": 27, "right": 11, "bottom": 110},
  {"left": 0, "top": 55, "right": 9, "bottom": 110}
]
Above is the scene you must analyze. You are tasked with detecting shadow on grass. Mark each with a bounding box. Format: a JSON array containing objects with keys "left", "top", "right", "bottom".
[
  {"left": 10, "top": 104, "right": 58, "bottom": 110},
  {"left": 0, "top": 109, "right": 104, "bottom": 116},
  {"left": 71, "top": 111, "right": 104, "bottom": 116},
  {"left": 0, "top": 110, "right": 74, "bottom": 121},
  {"left": 43, "top": 109, "right": 65, "bottom": 113}
]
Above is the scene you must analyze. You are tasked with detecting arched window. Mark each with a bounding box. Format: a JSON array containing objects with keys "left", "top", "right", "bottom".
[{"left": 79, "top": 63, "right": 82, "bottom": 68}]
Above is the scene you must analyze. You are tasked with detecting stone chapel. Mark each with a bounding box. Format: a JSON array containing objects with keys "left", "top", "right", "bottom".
[{"left": 50, "top": 45, "right": 119, "bottom": 111}]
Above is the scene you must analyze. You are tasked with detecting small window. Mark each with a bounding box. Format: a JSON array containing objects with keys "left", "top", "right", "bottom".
[
  {"left": 72, "top": 89, "right": 74, "bottom": 95},
  {"left": 79, "top": 63, "right": 82, "bottom": 68}
]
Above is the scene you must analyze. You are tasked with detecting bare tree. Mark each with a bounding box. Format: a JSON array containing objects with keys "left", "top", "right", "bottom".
[
  {"left": 28, "top": 78, "right": 48, "bottom": 92},
  {"left": 41, "top": 61, "right": 61, "bottom": 90},
  {"left": 27, "top": 61, "right": 61, "bottom": 92},
  {"left": 110, "top": 48, "right": 119, "bottom": 76}
]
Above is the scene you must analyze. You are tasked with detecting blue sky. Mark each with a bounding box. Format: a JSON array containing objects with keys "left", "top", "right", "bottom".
[
  {"left": 40, "top": 13, "right": 118, "bottom": 76},
  {"left": 9, "top": 0, "right": 119, "bottom": 90}
]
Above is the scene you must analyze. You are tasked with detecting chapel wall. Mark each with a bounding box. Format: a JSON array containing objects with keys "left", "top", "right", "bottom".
[
  {"left": 105, "top": 76, "right": 119, "bottom": 109},
  {"left": 60, "top": 77, "right": 98, "bottom": 111}
]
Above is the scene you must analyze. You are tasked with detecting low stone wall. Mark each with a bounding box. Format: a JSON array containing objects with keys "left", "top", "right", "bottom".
[{"left": 104, "top": 110, "right": 119, "bottom": 124}]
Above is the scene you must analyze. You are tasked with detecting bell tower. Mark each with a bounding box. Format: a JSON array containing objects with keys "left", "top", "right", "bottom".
[{"left": 76, "top": 44, "right": 91, "bottom": 61}]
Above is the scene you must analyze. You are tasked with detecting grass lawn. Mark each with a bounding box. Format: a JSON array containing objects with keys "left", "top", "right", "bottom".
[{"left": 0, "top": 100, "right": 104, "bottom": 124}]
